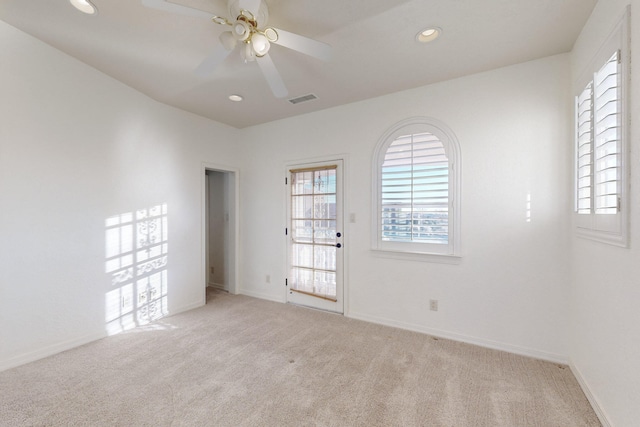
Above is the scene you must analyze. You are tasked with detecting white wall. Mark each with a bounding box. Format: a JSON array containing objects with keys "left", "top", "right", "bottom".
[
  {"left": 0, "top": 21, "right": 239, "bottom": 370},
  {"left": 570, "top": 1, "right": 640, "bottom": 425},
  {"left": 238, "top": 53, "right": 573, "bottom": 362}
]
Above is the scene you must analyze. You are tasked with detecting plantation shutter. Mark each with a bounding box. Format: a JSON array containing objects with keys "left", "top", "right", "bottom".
[
  {"left": 593, "top": 50, "right": 621, "bottom": 215},
  {"left": 573, "top": 10, "right": 627, "bottom": 245},
  {"left": 574, "top": 37, "right": 626, "bottom": 245},
  {"left": 576, "top": 83, "right": 593, "bottom": 215},
  {"left": 380, "top": 132, "right": 449, "bottom": 244}
]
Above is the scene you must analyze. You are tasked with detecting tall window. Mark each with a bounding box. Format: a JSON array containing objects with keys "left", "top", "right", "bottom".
[
  {"left": 574, "top": 11, "right": 628, "bottom": 246},
  {"left": 373, "top": 118, "right": 460, "bottom": 257}
]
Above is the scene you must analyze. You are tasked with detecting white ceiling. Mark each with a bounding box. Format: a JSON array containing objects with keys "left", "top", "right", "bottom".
[{"left": 0, "top": 0, "right": 597, "bottom": 128}]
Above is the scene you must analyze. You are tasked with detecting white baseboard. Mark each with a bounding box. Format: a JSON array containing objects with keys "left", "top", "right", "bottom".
[
  {"left": 0, "top": 299, "right": 207, "bottom": 373},
  {"left": 570, "top": 362, "right": 612, "bottom": 427},
  {"left": 235, "top": 294, "right": 568, "bottom": 364},
  {"left": 171, "top": 299, "right": 205, "bottom": 314},
  {"left": 0, "top": 331, "right": 105, "bottom": 373},
  {"left": 347, "top": 311, "right": 568, "bottom": 364},
  {"left": 240, "top": 289, "right": 285, "bottom": 303}
]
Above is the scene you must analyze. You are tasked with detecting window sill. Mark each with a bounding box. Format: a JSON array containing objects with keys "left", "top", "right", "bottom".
[{"left": 371, "top": 248, "right": 462, "bottom": 264}]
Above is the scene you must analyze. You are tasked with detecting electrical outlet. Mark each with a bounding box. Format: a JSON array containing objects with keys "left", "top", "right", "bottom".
[
  {"left": 210, "top": 267, "right": 214, "bottom": 274},
  {"left": 430, "top": 299, "right": 439, "bottom": 311},
  {"left": 266, "top": 274, "right": 271, "bottom": 283}
]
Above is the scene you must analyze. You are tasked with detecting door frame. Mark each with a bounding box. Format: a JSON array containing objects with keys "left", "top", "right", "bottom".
[
  {"left": 284, "top": 155, "right": 349, "bottom": 315},
  {"left": 201, "top": 162, "right": 240, "bottom": 302}
]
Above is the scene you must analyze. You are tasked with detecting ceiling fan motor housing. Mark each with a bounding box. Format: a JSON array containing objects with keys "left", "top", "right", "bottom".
[{"left": 228, "top": 0, "right": 268, "bottom": 27}]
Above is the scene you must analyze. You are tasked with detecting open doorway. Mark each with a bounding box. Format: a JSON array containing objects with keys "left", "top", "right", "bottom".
[{"left": 203, "top": 165, "right": 239, "bottom": 301}]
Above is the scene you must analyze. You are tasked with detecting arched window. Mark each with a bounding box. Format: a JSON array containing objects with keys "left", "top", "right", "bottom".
[{"left": 373, "top": 118, "right": 460, "bottom": 257}]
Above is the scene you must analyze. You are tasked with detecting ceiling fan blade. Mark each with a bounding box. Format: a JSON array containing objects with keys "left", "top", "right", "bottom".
[
  {"left": 238, "top": 0, "right": 262, "bottom": 15},
  {"left": 272, "top": 28, "right": 332, "bottom": 61},
  {"left": 257, "top": 54, "right": 288, "bottom": 98},
  {"left": 141, "top": 0, "right": 213, "bottom": 19},
  {"left": 195, "top": 45, "right": 232, "bottom": 77}
]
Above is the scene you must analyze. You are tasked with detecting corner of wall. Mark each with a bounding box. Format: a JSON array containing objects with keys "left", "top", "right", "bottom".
[{"left": 569, "top": 362, "right": 613, "bottom": 427}]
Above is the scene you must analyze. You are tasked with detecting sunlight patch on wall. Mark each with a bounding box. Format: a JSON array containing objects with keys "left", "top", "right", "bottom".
[{"left": 105, "top": 204, "right": 169, "bottom": 335}]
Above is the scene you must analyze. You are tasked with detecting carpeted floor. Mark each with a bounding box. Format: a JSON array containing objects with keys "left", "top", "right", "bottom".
[{"left": 0, "top": 288, "right": 600, "bottom": 426}]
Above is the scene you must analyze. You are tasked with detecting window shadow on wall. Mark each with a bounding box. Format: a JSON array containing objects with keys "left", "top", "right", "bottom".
[{"left": 104, "top": 204, "right": 169, "bottom": 335}]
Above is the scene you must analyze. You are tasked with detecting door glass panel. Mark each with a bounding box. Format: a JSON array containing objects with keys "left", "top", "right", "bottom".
[
  {"left": 291, "top": 171, "right": 314, "bottom": 194},
  {"left": 314, "top": 245, "right": 336, "bottom": 270},
  {"left": 314, "top": 169, "right": 336, "bottom": 194},
  {"left": 292, "top": 195, "right": 313, "bottom": 219},
  {"left": 291, "top": 243, "right": 313, "bottom": 268},
  {"left": 314, "top": 195, "right": 336, "bottom": 219},
  {"left": 291, "top": 220, "right": 313, "bottom": 242},
  {"left": 313, "top": 270, "right": 336, "bottom": 298},
  {"left": 313, "top": 220, "right": 336, "bottom": 244},
  {"left": 291, "top": 268, "right": 313, "bottom": 293},
  {"left": 290, "top": 167, "right": 338, "bottom": 301}
]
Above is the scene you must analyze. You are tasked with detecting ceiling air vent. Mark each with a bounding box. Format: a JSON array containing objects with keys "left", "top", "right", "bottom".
[{"left": 288, "top": 94, "right": 318, "bottom": 105}]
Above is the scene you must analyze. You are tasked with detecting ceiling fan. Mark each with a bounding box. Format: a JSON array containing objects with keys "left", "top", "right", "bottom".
[{"left": 141, "top": 0, "right": 332, "bottom": 98}]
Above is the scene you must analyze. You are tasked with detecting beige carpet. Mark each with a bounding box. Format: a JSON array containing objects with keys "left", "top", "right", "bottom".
[{"left": 0, "top": 288, "right": 600, "bottom": 426}]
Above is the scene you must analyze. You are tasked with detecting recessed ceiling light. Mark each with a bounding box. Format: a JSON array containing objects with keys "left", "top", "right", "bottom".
[
  {"left": 70, "top": 0, "right": 98, "bottom": 15},
  {"left": 416, "top": 27, "right": 441, "bottom": 43},
  {"left": 229, "top": 94, "right": 243, "bottom": 102}
]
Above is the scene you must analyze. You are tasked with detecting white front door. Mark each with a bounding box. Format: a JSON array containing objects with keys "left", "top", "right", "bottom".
[{"left": 286, "top": 161, "right": 343, "bottom": 313}]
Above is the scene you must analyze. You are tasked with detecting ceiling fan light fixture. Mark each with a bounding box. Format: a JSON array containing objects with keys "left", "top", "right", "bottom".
[
  {"left": 416, "top": 27, "right": 441, "bottom": 43},
  {"left": 251, "top": 33, "right": 270, "bottom": 56},
  {"left": 69, "top": 0, "right": 97, "bottom": 15},
  {"left": 233, "top": 20, "right": 251, "bottom": 41},
  {"left": 241, "top": 42, "right": 256, "bottom": 62}
]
